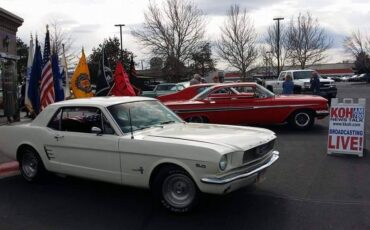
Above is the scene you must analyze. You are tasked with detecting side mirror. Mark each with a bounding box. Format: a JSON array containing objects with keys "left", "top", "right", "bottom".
[{"left": 91, "top": 126, "right": 103, "bottom": 135}]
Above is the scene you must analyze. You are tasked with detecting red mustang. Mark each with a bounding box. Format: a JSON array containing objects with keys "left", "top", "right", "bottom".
[{"left": 160, "top": 82, "right": 329, "bottom": 129}]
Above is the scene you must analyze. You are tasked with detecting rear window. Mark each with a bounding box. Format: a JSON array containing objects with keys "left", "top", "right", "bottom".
[{"left": 293, "top": 71, "right": 315, "bottom": 80}]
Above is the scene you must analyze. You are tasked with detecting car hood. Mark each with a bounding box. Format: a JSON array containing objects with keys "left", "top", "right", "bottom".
[{"left": 139, "top": 123, "right": 276, "bottom": 151}]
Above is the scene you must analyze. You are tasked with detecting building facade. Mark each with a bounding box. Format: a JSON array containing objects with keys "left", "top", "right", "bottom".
[{"left": 0, "top": 7, "right": 23, "bottom": 121}]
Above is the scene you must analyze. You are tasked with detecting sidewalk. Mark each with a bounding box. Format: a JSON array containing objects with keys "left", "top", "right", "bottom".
[{"left": 0, "top": 112, "right": 29, "bottom": 176}]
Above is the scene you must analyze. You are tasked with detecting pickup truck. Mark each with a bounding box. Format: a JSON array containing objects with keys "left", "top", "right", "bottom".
[{"left": 264, "top": 69, "right": 337, "bottom": 99}]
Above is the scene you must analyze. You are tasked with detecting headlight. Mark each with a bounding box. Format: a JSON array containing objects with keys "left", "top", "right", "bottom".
[{"left": 219, "top": 155, "right": 228, "bottom": 171}]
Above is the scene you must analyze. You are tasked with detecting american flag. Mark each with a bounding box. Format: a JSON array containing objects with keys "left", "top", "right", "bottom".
[{"left": 40, "top": 26, "right": 55, "bottom": 110}]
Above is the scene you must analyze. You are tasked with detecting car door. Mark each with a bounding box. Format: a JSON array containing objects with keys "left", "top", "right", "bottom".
[
  {"left": 274, "top": 72, "right": 286, "bottom": 94},
  {"left": 229, "top": 85, "right": 276, "bottom": 124},
  {"left": 201, "top": 87, "right": 237, "bottom": 124},
  {"left": 45, "top": 106, "right": 121, "bottom": 184}
]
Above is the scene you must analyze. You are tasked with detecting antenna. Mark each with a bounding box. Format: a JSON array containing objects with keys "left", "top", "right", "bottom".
[{"left": 128, "top": 108, "right": 134, "bottom": 139}]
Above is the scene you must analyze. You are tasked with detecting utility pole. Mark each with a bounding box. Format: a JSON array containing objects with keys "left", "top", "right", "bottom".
[
  {"left": 273, "top": 17, "right": 284, "bottom": 78},
  {"left": 115, "top": 24, "right": 125, "bottom": 60}
]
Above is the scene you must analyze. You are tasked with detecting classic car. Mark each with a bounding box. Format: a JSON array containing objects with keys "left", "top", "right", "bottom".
[
  {"left": 162, "top": 82, "right": 329, "bottom": 130},
  {"left": 141, "top": 83, "right": 186, "bottom": 98},
  {"left": 0, "top": 97, "right": 279, "bottom": 212},
  {"left": 157, "top": 83, "right": 215, "bottom": 102}
]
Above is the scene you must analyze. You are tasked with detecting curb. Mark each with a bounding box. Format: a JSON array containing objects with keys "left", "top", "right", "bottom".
[{"left": 0, "top": 161, "right": 19, "bottom": 176}]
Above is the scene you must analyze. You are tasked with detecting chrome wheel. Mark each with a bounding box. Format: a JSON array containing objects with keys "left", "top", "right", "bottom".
[
  {"left": 20, "top": 147, "right": 46, "bottom": 182},
  {"left": 22, "top": 150, "right": 39, "bottom": 179},
  {"left": 294, "top": 112, "right": 311, "bottom": 127},
  {"left": 162, "top": 173, "right": 196, "bottom": 209}
]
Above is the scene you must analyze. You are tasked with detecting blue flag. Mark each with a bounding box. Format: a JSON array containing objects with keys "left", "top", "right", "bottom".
[
  {"left": 52, "top": 51, "right": 64, "bottom": 102},
  {"left": 28, "top": 38, "right": 42, "bottom": 114}
]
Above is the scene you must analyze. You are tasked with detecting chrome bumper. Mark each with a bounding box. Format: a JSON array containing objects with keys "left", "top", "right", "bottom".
[
  {"left": 201, "top": 151, "right": 279, "bottom": 185},
  {"left": 316, "top": 110, "right": 329, "bottom": 116}
]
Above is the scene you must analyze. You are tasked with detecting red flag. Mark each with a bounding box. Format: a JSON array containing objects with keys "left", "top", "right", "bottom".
[{"left": 111, "top": 62, "right": 136, "bottom": 96}]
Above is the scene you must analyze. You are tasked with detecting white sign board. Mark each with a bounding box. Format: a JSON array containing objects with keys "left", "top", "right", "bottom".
[{"left": 327, "top": 98, "right": 366, "bottom": 157}]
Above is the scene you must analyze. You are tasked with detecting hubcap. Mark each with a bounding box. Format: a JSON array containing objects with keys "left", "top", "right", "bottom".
[
  {"left": 22, "top": 151, "right": 38, "bottom": 178},
  {"left": 162, "top": 174, "right": 195, "bottom": 209},
  {"left": 295, "top": 112, "right": 310, "bottom": 127}
]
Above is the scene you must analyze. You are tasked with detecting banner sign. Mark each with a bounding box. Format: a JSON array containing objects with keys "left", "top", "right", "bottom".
[{"left": 327, "top": 98, "right": 366, "bottom": 157}]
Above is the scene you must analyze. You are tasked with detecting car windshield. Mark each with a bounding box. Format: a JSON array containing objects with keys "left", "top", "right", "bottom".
[
  {"left": 193, "top": 84, "right": 275, "bottom": 99},
  {"left": 293, "top": 71, "right": 316, "bottom": 80},
  {"left": 192, "top": 86, "right": 216, "bottom": 100},
  {"left": 156, "top": 84, "right": 176, "bottom": 91},
  {"left": 108, "top": 100, "right": 183, "bottom": 133},
  {"left": 255, "top": 84, "right": 275, "bottom": 98}
]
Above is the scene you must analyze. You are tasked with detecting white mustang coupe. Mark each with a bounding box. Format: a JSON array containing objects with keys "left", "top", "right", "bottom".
[{"left": 0, "top": 97, "right": 279, "bottom": 212}]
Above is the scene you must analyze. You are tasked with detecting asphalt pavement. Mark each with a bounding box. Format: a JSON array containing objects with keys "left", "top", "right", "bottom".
[{"left": 0, "top": 82, "right": 369, "bottom": 230}]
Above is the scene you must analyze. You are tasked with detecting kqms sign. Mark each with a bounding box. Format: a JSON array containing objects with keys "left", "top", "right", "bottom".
[{"left": 327, "top": 98, "right": 366, "bottom": 157}]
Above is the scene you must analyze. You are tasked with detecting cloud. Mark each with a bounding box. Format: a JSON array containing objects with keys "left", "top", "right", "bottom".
[
  {"left": 197, "top": 0, "right": 286, "bottom": 15},
  {"left": 71, "top": 24, "right": 101, "bottom": 34}
]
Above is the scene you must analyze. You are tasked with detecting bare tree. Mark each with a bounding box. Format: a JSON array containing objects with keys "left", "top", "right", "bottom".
[
  {"left": 132, "top": 0, "right": 206, "bottom": 81},
  {"left": 343, "top": 30, "right": 370, "bottom": 58},
  {"left": 216, "top": 5, "right": 258, "bottom": 81},
  {"left": 265, "top": 23, "right": 289, "bottom": 74},
  {"left": 48, "top": 19, "right": 76, "bottom": 64},
  {"left": 259, "top": 45, "right": 274, "bottom": 77},
  {"left": 286, "top": 12, "right": 332, "bottom": 69}
]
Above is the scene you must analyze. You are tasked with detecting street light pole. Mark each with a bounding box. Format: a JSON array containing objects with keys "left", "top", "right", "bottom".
[
  {"left": 115, "top": 24, "right": 125, "bottom": 60},
  {"left": 273, "top": 17, "right": 284, "bottom": 78}
]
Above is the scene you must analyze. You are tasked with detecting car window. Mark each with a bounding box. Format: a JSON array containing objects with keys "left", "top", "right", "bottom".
[
  {"left": 48, "top": 107, "right": 115, "bottom": 135},
  {"left": 278, "top": 72, "right": 287, "bottom": 81},
  {"left": 177, "top": 85, "right": 185, "bottom": 90},
  {"left": 293, "top": 71, "right": 315, "bottom": 80},
  {"left": 156, "top": 84, "right": 176, "bottom": 91},
  {"left": 108, "top": 100, "right": 182, "bottom": 134}
]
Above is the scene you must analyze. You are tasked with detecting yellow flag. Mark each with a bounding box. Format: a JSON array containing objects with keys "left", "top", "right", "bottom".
[{"left": 71, "top": 49, "right": 94, "bottom": 98}]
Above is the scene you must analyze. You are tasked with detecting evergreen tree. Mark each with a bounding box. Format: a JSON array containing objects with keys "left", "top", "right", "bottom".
[
  {"left": 191, "top": 42, "right": 216, "bottom": 77},
  {"left": 88, "top": 37, "right": 132, "bottom": 84}
]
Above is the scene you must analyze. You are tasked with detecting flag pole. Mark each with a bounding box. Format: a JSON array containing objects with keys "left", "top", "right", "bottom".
[{"left": 62, "top": 44, "right": 70, "bottom": 99}]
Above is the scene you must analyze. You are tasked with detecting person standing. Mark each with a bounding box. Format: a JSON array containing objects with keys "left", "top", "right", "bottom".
[
  {"left": 190, "top": 74, "right": 201, "bottom": 85},
  {"left": 310, "top": 72, "right": 320, "bottom": 95},
  {"left": 282, "top": 75, "right": 294, "bottom": 95}
]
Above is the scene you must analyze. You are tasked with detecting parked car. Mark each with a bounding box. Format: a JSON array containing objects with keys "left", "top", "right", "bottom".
[
  {"left": 162, "top": 82, "right": 329, "bottom": 130},
  {"left": 264, "top": 69, "right": 337, "bottom": 100},
  {"left": 158, "top": 83, "right": 215, "bottom": 102},
  {"left": 142, "top": 83, "right": 185, "bottom": 98},
  {"left": 0, "top": 97, "right": 279, "bottom": 212}
]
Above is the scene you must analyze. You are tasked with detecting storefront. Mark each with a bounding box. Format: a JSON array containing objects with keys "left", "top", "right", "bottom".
[{"left": 0, "top": 7, "right": 23, "bottom": 121}]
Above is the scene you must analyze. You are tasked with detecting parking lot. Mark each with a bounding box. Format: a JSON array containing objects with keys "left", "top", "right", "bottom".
[{"left": 0, "top": 82, "right": 369, "bottom": 230}]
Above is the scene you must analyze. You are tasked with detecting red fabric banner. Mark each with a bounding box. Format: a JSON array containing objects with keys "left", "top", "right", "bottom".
[{"left": 111, "top": 62, "right": 136, "bottom": 96}]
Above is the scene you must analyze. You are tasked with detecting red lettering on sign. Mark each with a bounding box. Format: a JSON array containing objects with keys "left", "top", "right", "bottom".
[
  {"left": 350, "top": 137, "right": 359, "bottom": 151},
  {"left": 331, "top": 108, "right": 338, "bottom": 118},
  {"left": 338, "top": 108, "right": 345, "bottom": 118},
  {"left": 346, "top": 108, "right": 353, "bottom": 118},
  {"left": 328, "top": 135, "right": 336, "bottom": 149},
  {"left": 341, "top": 136, "right": 350, "bottom": 149}
]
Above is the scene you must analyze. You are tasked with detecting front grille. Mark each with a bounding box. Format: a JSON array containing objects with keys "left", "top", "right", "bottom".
[
  {"left": 243, "top": 140, "right": 275, "bottom": 164},
  {"left": 320, "top": 82, "right": 335, "bottom": 88}
]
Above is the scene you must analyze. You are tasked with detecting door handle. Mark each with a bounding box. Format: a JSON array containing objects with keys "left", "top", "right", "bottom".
[{"left": 54, "top": 135, "right": 64, "bottom": 141}]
